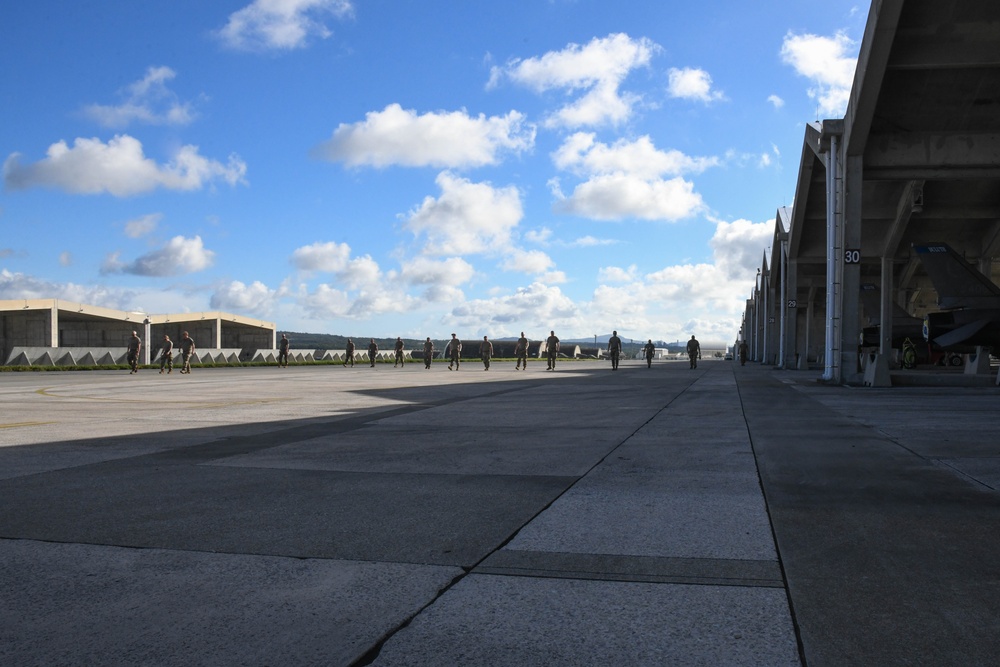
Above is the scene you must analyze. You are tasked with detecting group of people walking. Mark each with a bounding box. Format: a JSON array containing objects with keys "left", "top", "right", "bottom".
[{"left": 126, "top": 331, "right": 704, "bottom": 375}]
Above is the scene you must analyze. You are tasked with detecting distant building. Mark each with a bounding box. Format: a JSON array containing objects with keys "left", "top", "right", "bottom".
[{"left": 1, "top": 298, "right": 275, "bottom": 366}]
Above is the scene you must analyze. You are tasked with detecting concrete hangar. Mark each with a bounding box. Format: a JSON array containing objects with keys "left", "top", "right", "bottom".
[
  {"left": 742, "top": 0, "right": 1000, "bottom": 385},
  {"left": 0, "top": 299, "right": 275, "bottom": 367}
]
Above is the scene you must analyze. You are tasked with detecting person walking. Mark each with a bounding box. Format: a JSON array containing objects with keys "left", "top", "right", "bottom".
[
  {"left": 368, "top": 339, "right": 379, "bottom": 367},
  {"left": 447, "top": 334, "right": 462, "bottom": 370},
  {"left": 738, "top": 340, "right": 748, "bottom": 366},
  {"left": 643, "top": 339, "right": 655, "bottom": 368},
  {"left": 686, "top": 334, "right": 701, "bottom": 369},
  {"left": 126, "top": 330, "right": 142, "bottom": 374},
  {"left": 344, "top": 338, "right": 355, "bottom": 367},
  {"left": 480, "top": 336, "right": 493, "bottom": 370},
  {"left": 278, "top": 334, "right": 290, "bottom": 368},
  {"left": 423, "top": 337, "right": 434, "bottom": 369},
  {"left": 179, "top": 331, "right": 196, "bottom": 374},
  {"left": 608, "top": 330, "right": 623, "bottom": 370},
  {"left": 514, "top": 332, "right": 528, "bottom": 370},
  {"left": 393, "top": 337, "right": 405, "bottom": 368},
  {"left": 158, "top": 334, "right": 173, "bottom": 374},
  {"left": 545, "top": 331, "right": 560, "bottom": 371}
]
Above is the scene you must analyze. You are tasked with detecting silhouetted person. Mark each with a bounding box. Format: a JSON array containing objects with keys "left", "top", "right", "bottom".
[
  {"left": 608, "top": 330, "right": 623, "bottom": 370},
  {"left": 643, "top": 339, "right": 655, "bottom": 368},
  {"left": 738, "top": 340, "right": 748, "bottom": 366},
  {"left": 278, "top": 334, "right": 289, "bottom": 368},
  {"left": 686, "top": 335, "right": 701, "bottom": 369},
  {"left": 368, "top": 339, "right": 378, "bottom": 367},
  {"left": 344, "top": 338, "right": 355, "bottom": 367}
]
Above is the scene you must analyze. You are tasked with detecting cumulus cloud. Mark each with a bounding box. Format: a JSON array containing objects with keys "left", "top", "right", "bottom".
[
  {"left": 0, "top": 268, "right": 139, "bottom": 308},
  {"left": 124, "top": 213, "right": 162, "bottom": 238},
  {"left": 406, "top": 171, "right": 523, "bottom": 255},
  {"left": 550, "top": 133, "right": 711, "bottom": 222},
  {"left": 3, "top": 135, "right": 247, "bottom": 197},
  {"left": 82, "top": 66, "right": 197, "bottom": 128},
  {"left": 554, "top": 173, "right": 704, "bottom": 222},
  {"left": 553, "top": 132, "right": 718, "bottom": 180},
  {"left": 598, "top": 265, "right": 639, "bottom": 283},
  {"left": 102, "top": 235, "right": 215, "bottom": 277},
  {"left": 767, "top": 94, "right": 785, "bottom": 108},
  {"left": 399, "top": 256, "right": 475, "bottom": 288},
  {"left": 216, "top": 0, "right": 353, "bottom": 51},
  {"left": 313, "top": 104, "right": 535, "bottom": 169},
  {"left": 210, "top": 279, "right": 280, "bottom": 316},
  {"left": 570, "top": 235, "right": 617, "bottom": 247},
  {"left": 290, "top": 240, "right": 352, "bottom": 272},
  {"left": 666, "top": 67, "right": 724, "bottom": 103},
  {"left": 780, "top": 31, "right": 858, "bottom": 117},
  {"left": 490, "top": 33, "right": 658, "bottom": 128},
  {"left": 446, "top": 282, "right": 581, "bottom": 333},
  {"left": 500, "top": 249, "right": 554, "bottom": 275},
  {"left": 710, "top": 217, "right": 773, "bottom": 280}
]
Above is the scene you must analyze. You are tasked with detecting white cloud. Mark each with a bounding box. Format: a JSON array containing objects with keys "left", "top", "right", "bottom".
[
  {"left": 406, "top": 171, "right": 523, "bottom": 255},
  {"left": 290, "top": 240, "right": 351, "bottom": 272},
  {"left": 399, "top": 256, "right": 475, "bottom": 288},
  {"left": 82, "top": 66, "right": 197, "bottom": 128},
  {"left": 570, "top": 235, "right": 617, "bottom": 247},
  {"left": 0, "top": 268, "right": 139, "bottom": 308},
  {"left": 767, "top": 94, "right": 785, "bottom": 108},
  {"left": 124, "top": 213, "right": 162, "bottom": 239},
  {"left": 216, "top": 0, "right": 353, "bottom": 51},
  {"left": 780, "top": 31, "right": 858, "bottom": 117},
  {"left": 598, "top": 265, "right": 639, "bottom": 283},
  {"left": 500, "top": 249, "right": 554, "bottom": 275},
  {"left": 710, "top": 217, "right": 773, "bottom": 280},
  {"left": 59, "top": 252, "right": 72, "bottom": 267},
  {"left": 313, "top": 104, "right": 534, "bottom": 169},
  {"left": 554, "top": 173, "right": 704, "bottom": 222},
  {"left": 3, "top": 135, "right": 247, "bottom": 197},
  {"left": 210, "top": 280, "right": 279, "bottom": 316},
  {"left": 524, "top": 227, "right": 552, "bottom": 245},
  {"left": 666, "top": 67, "right": 724, "bottom": 103},
  {"left": 553, "top": 132, "right": 718, "bottom": 180},
  {"left": 446, "top": 282, "right": 581, "bottom": 333},
  {"left": 102, "top": 235, "right": 215, "bottom": 277},
  {"left": 490, "top": 33, "right": 658, "bottom": 128}
]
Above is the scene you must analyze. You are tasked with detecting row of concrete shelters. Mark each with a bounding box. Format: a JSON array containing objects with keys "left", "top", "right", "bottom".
[
  {"left": 0, "top": 299, "right": 275, "bottom": 366},
  {"left": 742, "top": 0, "right": 1000, "bottom": 385}
]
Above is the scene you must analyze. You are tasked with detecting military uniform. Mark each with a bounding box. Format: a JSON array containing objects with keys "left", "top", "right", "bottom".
[
  {"left": 393, "top": 338, "right": 405, "bottom": 367},
  {"left": 686, "top": 336, "right": 701, "bottom": 369},
  {"left": 480, "top": 337, "right": 493, "bottom": 370},
  {"left": 514, "top": 333, "right": 528, "bottom": 370},
  {"left": 448, "top": 335, "right": 462, "bottom": 370},
  {"left": 126, "top": 332, "right": 142, "bottom": 374},
  {"left": 643, "top": 340, "right": 655, "bottom": 368},
  {"left": 546, "top": 332, "right": 560, "bottom": 370},
  {"left": 179, "top": 332, "right": 196, "bottom": 374},
  {"left": 608, "top": 331, "right": 622, "bottom": 370},
  {"left": 345, "top": 339, "right": 355, "bottom": 367},
  {"left": 368, "top": 340, "right": 378, "bottom": 367},
  {"left": 158, "top": 336, "right": 173, "bottom": 374},
  {"left": 423, "top": 338, "right": 434, "bottom": 369}
]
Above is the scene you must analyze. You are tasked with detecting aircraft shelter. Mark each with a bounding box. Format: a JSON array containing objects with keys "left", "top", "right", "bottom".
[
  {"left": 0, "top": 299, "right": 276, "bottom": 367},
  {"left": 741, "top": 0, "right": 1000, "bottom": 385}
]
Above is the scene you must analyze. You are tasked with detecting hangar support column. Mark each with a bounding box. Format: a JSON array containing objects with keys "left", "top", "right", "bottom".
[{"left": 839, "top": 155, "right": 864, "bottom": 384}]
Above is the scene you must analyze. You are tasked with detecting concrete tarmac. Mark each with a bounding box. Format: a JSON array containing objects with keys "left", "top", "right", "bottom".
[{"left": 1, "top": 359, "right": 998, "bottom": 665}]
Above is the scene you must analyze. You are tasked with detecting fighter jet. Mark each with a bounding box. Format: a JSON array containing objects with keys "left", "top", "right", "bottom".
[
  {"left": 913, "top": 243, "right": 1000, "bottom": 350},
  {"left": 859, "top": 283, "right": 925, "bottom": 348}
]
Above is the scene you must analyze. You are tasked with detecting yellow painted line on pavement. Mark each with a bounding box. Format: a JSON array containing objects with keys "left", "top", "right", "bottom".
[{"left": 0, "top": 421, "right": 54, "bottom": 429}]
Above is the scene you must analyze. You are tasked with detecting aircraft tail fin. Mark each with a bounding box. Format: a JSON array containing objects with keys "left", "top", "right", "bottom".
[{"left": 913, "top": 243, "right": 1000, "bottom": 310}]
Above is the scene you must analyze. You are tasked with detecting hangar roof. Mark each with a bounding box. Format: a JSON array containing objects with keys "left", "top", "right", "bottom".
[
  {"left": 786, "top": 0, "right": 1000, "bottom": 313},
  {"left": 0, "top": 298, "right": 275, "bottom": 330}
]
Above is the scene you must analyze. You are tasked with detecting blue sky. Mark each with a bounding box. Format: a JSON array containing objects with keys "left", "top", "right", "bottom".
[{"left": 1, "top": 0, "right": 868, "bottom": 344}]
